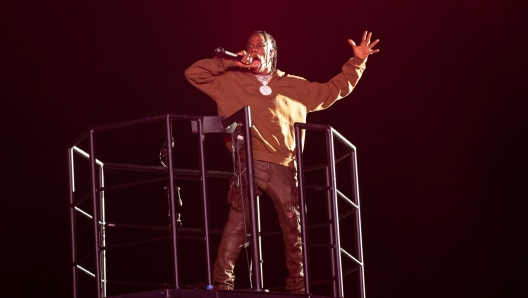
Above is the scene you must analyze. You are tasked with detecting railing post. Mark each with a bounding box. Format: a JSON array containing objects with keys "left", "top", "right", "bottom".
[
  {"left": 68, "top": 148, "right": 78, "bottom": 298},
  {"left": 89, "top": 130, "right": 102, "bottom": 298},
  {"left": 221, "top": 106, "right": 262, "bottom": 290},
  {"left": 351, "top": 147, "right": 366, "bottom": 298},
  {"left": 242, "top": 107, "right": 263, "bottom": 291},
  {"left": 165, "top": 116, "right": 180, "bottom": 289},
  {"left": 196, "top": 117, "right": 214, "bottom": 289},
  {"left": 99, "top": 165, "right": 106, "bottom": 297},
  {"left": 294, "top": 123, "right": 311, "bottom": 294},
  {"left": 326, "top": 128, "right": 343, "bottom": 297}
]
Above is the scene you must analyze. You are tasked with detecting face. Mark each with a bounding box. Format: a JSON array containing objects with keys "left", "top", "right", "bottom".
[{"left": 246, "top": 34, "right": 275, "bottom": 74}]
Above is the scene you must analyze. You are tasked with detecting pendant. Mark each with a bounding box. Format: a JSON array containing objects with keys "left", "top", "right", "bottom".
[{"left": 260, "top": 85, "right": 272, "bottom": 96}]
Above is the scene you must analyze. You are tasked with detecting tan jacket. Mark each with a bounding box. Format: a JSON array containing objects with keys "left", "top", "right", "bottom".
[{"left": 185, "top": 57, "right": 366, "bottom": 168}]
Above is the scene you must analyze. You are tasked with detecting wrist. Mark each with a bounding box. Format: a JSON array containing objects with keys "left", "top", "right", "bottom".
[
  {"left": 221, "top": 57, "right": 238, "bottom": 68},
  {"left": 353, "top": 55, "right": 368, "bottom": 64}
]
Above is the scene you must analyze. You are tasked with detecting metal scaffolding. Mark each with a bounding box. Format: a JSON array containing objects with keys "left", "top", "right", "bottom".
[{"left": 68, "top": 107, "right": 365, "bottom": 298}]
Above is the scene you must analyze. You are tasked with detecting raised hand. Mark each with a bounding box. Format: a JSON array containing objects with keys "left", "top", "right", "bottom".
[{"left": 349, "top": 31, "right": 380, "bottom": 61}]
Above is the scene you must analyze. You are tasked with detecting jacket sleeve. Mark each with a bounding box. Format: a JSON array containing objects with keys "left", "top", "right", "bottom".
[
  {"left": 300, "top": 57, "right": 367, "bottom": 112},
  {"left": 184, "top": 57, "right": 237, "bottom": 100}
]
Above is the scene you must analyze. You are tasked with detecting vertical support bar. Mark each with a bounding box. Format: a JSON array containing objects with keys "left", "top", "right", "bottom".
[
  {"left": 165, "top": 116, "right": 180, "bottom": 289},
  {"left": 197, "top": 118, "right": 214, "bottom": 288},
  {"left": 242, "top": 107, "right": 263, "bottom": 291},
  {"left": 89, "top": 131, "right": 102, "bottom": 298},
  {"left": 68, "top": 148, "right": 78, "bottom": 298},
  {"left": 351, "top": 148, "right": 366, "bottom": 298},
  {"left": 256, "top": 195, "right": 264, "bottom": 285},
  {"left": 294, "top": 124, "right": 311, "bottom": 293},
  {"left": 98, "top": 166, "right": 106, "bottom": 297},
  {"left": 326, "top": 128, "right": 343, "bottom": 297},
  {"left": 324, "top": 165, "right": 338, "bottom": 297}
]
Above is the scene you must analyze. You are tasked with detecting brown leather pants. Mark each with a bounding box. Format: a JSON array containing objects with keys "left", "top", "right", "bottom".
[{"left": 213, "top": 160, "right": 305, "bottom": 293}]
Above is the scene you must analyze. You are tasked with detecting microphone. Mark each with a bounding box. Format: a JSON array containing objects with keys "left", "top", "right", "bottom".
[{"left": 215, "top": 47, "right": 260, "bottom": 67}]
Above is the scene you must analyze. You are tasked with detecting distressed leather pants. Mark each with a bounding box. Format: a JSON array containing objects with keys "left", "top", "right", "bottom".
[{"left": 213, "top": 160, "right": 305, "bottom": 293}]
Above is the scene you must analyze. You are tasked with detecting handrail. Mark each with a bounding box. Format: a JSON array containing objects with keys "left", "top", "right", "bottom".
[
  {"left": 68, "top": 107, "right": 262, "bottom": 297},
  {"left": 294, "top": 122, "right": 365, "bottom": 298}
]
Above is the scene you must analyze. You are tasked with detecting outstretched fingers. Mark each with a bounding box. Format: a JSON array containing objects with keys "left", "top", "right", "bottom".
[
  {"left": 362, "top": 30, "right": 368, "bottom": 42},
  {"left": 364, "top": 31, "right": 373, "bottom": 45},
  {"left": 368, "top": 38, "right": 380, "bottom": 54}
]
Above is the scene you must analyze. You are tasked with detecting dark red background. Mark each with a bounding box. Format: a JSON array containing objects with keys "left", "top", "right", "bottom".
[{"left": 1, "top": 1, "right": 527, "bottom": 297}]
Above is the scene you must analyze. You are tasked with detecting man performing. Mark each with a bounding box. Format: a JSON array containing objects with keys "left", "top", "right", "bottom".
[{"left": 185, "top": 30, "right": 379, "bottom": 293}]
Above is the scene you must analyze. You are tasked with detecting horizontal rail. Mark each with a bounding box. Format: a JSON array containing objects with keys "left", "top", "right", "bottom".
[
  {"left": 304, "top": 151, "right": 351, "bottom": 172},
  {"left": 106, "top": 280, "right": 174, "bottom": 288},
  {"left": 305, "top": 221, "right": 332, "bottom": 230},
  {"left": 72, "top": 146, "right": 104, "bottom": 166},
  {"left": 103, "top": 162, "right": 168, "bottom": 173},
  {"left": 295, "top": 122, "right": 356, "bottom": 151},
  {"left": 172, "top": 175, "right": 203, "bottom": 182},
  {"left": 294, "top": 122, "right": 331, "bottom": 132},
  {"left": 105, "top": 223, "right": 169, "bottom": 231},
  {"left": 103, "top": 162, "right": 233, "bottom": 178},
  {"left": 310, "top": 277, "right": 335, "bottom": 287},
  {"left": 104, "top": 225, "right": 224, "bottom": 235},
  {"left": 69, "top": 114, "right": 203, "bottom": 147},
  {"left": 309, "top": 243, "right": 335, "bottom": 249},
  {"left": 102, "top": 236, "right": 172, "bottom": 251},
  {"left": 221, "top": 107, "right": 251, "bottom": 128},
  {"left": 104, "top": 224, "right": 222, "bottom": 236},
  {"left": 177, "top": 234, "right": 206, "bottom": 241},
  {"left": 305, "top": 184, "right": 331, "bottom": 190},
  {"left": 331, "top": 128, "right": 356, "bottom": 151},
  {"left": 169, "top": 227, "right": 223, "bottom": 235},
  {"left": 97, "top": 177, "right": 168, "bottom": 192}
]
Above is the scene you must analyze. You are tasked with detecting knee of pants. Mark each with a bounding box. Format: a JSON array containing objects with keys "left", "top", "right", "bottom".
[
  {"left": 278, "top": 188, "right": 302, "bottom": 233},
  {"left": 227, "top": 174, "right": 262, "bottom": 213}
]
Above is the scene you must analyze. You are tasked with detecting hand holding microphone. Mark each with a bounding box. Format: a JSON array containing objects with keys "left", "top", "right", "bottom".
[{"left": 215, "top": 47, "right": 261, "bottom": 69}]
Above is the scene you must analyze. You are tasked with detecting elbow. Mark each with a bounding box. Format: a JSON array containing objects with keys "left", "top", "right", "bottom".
[
  {"left": 184, "top": 67, "right": 198, "bottom": 85},
  {"left": 184, "top": 67, "right": 192, "bottom": 80}
]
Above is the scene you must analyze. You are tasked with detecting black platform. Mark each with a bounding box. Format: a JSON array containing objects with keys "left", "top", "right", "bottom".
[{"left": 108, "top": 289, "right": 338, "bottom": 298}]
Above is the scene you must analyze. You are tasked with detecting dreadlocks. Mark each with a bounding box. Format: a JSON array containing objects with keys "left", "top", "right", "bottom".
[{"left": 249, "top": 30, "right": 277, "bottom": 73}]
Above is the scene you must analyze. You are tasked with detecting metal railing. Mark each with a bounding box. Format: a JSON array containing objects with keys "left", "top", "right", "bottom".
[
  {"left": 68, "top": 107, "right": 365, "bottom": 298},
  {"left": 68, "top": 111, "right": 244, "bottom": 298},
  {"left": 295, "top": 123, "right": 365, "bottom": 298}
]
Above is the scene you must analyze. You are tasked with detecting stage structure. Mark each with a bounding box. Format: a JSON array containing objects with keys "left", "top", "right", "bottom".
[{"left": 68, "top": 106, "right": 365, "bottom": 298}]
